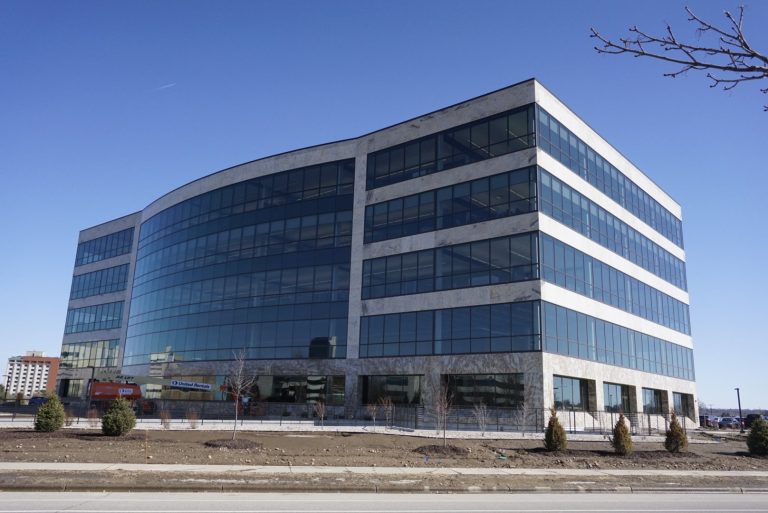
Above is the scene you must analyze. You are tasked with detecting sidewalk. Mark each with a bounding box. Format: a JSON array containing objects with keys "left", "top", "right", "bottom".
[
  {"left": 1, "top": 462, "right": 767, "bottom": 493},
  {"left": 2, "top": 461, "right": 768, "bottom": 476}
]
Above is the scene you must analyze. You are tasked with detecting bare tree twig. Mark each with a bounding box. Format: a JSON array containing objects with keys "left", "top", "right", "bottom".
[
  {"left": 378, "top": 396, "right": 394, "bottom": 429},
  {"left": 313, "top": 401, "right": 326, "bottom": 427},
  {"left": 366, "top": 402, "right": 379, "bottom": 431},
  {"left": 434, "top": 382, "right": 453, "bottom": 448},
  {"left": 473, "top": 402, "right": 488, "bottom": 437},
  {"left": 590, "top": 5, "right": 768, "bottom": 110},
  {"left": 227, "top": 349, "right": 257, "bottom": 440}
]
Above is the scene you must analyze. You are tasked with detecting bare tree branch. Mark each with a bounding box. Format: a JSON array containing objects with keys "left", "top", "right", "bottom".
[
  {"left": 590, "top": 5, "right": 768, "bottom": 110},
  {"left": 227, "top": 349, "right": 257, "bottom": 440}
]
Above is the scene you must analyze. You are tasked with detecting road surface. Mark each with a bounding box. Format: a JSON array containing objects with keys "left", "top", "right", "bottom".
[{"left": 1, "top": 492, "right": 767, "bottom": 512}]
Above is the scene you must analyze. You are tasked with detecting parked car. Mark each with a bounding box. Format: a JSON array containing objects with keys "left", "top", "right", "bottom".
[
  {"left": 719, "top": 416, "right": 740, "bottom": 429},
  {"left": 27, "top": 396, "right": 49, "bottom": 406},
  {"left": 745, "top": 414, "right": 766, "bottom": 429},
  {"left": 699, "top": 415, "right": 718, "bottom": 428}
]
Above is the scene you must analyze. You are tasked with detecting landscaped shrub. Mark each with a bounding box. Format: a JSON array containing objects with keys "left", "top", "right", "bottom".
[
  {"left": 664, "top": 412, "right": 688, "bottom": 453},
  {"left": 34, "top": 395, "right": 65, "bottom": 432},
  {"left": 101, "top": 397, "right": 136, "bottom": 436},
  {"left": 611, "top": 414, "right": 633, "bottom": 456},
  {"left": 747, "top": 418, "right": 768, "bottom": 456},
  {"left": 544, "top": 408, "right": 567, "bottom": 452}
]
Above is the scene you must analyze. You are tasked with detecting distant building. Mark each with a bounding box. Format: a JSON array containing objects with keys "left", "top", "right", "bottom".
[
  {"left": 56, "top": 79, "right": 695, "bottom": 426},
  {"left": 5, "top": 352, "right": 60, "bottom": 399}
]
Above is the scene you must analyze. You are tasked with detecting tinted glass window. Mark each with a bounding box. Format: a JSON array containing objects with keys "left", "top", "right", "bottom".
[
  {"left": 542, "top": 301, "right": 694, "bottom": 381},
  {"left": 359, "top": 301, "right": 541, "bottom": 358},
  {"left": 364, "top": 167, "right": 536, "bottom": 243},
  {"left": 124, "top": 160, "right": 355, "bottom": 366},
  {"left": 75, "top": 228, "right": 134, "bottom": 267},
  {"left": 537, "top": 106, "right": 683, "bottom": 248},
  {"left": 367, "top": 105, "right": 534, "bottom": 189}
]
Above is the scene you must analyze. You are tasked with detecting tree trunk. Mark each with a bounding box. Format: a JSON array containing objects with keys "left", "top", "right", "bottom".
[{"left": 232, "top": 394, "right": 239, "bottom": 440}]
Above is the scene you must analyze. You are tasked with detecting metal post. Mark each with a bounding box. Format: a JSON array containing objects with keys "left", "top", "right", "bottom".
[
  {"left": 735, "top": 387, "right": 745, "bottom": 434},
  {"left": 87, "top": 366, "right": 95, "bottom": 410},
  {"left": 570, "top": 406, "right": 575, "bottom": 434},
  {"left": 610, "top": 394, "right": 614, "bottom": 433}
]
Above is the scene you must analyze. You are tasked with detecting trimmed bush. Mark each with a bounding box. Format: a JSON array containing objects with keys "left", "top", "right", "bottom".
[
  {"left": 747, "top": 418, "right": 768, "bottom": 456},
  {"left": 101, "top": 397, "right": 136, "bottom": 436},
  {"left": 664, "top": 412, "right": 688, "bottom": 453},
  {"left": 611, "top": 414, "right": 633, "bottom": 456},
  {"left": 34, "top": 395, "right": 65, "bottom": 432},
  {"left": 544, "top": 408, "right": 567, "bottom": 452}
]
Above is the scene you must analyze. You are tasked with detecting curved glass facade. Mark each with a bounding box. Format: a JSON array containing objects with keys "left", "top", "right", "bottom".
[{"left": 123, "top": 159, "right": 355, "bottom": 366}]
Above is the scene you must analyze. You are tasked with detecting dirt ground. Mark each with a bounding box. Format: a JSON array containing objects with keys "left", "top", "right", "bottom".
[{"left": 1, "top": 428, "right": 766, "bottom": 471}]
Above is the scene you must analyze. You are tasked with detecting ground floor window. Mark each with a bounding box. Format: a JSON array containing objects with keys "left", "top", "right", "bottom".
[
  {"left": 604, "top": 382, "right": 633, "bottom": 413},
  {"left": 248, "top": 375, "right": 344, "bottom": 405},
  {"left": 361, "top": 375, "right": 422, "bottom": 405},
  {"left": 445, "top": 374, "right": 524, "bottom": 407},
  {"left": 642, "top": 387, "right": 666, "bottom": 414},
  {"left": 673, "top": 392, "right": 695, "bottom": 420},
  {"left": 155, "top": 375, "right": 345, "bottom": 404},
  {"left": 553, "top": 375, "right": 591, "bottom": 411},
  {"left": 58, "top": 378, "right": 83, "bottom": 398}
]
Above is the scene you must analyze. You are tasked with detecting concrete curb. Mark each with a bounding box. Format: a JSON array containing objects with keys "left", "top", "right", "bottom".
[
  {"left": 3, "top": 464, "right": 768, "bottom": 495},
  {"left": 2, "top": 480, "right": 767, "bottom": 494},
  {"left": 3, "top": 462, "right": 768, "bottom": 477}
]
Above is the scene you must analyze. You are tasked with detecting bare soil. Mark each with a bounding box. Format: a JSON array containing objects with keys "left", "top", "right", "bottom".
[{"left": 1, "top": 428, "right": 766, "bottom": 471}]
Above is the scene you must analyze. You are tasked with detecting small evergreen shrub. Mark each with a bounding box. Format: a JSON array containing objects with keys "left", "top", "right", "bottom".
[
  {"left": 747, "top": 418, "right": 768, "bottom": 456},
  {"left": 101, "top": 397, "right": 136, "bottom": 436},
  {"left": 544, "top": 408, "right": 567, "bottom": 452},
  {"left": 34, "top": 395, "right": 65, "bottom": 432},
  {"left": 664, "top": 412, "right": 688, "bottom": 453},
  {"left": 611, "top": 414, "right": 633, "bottom": 456}
]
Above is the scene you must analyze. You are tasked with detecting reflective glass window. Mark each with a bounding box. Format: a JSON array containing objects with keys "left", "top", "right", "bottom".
[
  {"left": 364, "top": 167, "right": 536, "bottom": 243},
  {"left": 367, "top": 105, "right": 534, "bottom": 189},
  {"left": 75, "top": 228, "right": 134, "bottom": 267},
  {"left": 361, "top": 232, "right": 538, "bottom": 299},
  {"left": 446, "top": 373, "right": 524, "bottom": 407},
  {"left": 536, "top": 106, "right": 684, "bottom": 248},
  {"left": 542, "top": 301, "right": 694, "bottom": 381},
  {"left": 539, "top": 234, "right": 690, "bottom": 334},
  {"left": 359, "top": 301, "right": 541, "bottom": 358},
  {"left": 553, "top": 375, "right": 590, "bottom": 411},
  {"left": 65, "top": 301, "right": 123, "bottom": 334},
  {"left": 70, "top": 264, "right": 130, "bottom": 300},
  {"left": 362, "top": 375, "right": 422, "bottom": 405},
  {"left": 123, "top": 159, "right": 354, "bottom": 367},
  {"left": 539, "top": 169, "right": 687, "bottom": 290}
]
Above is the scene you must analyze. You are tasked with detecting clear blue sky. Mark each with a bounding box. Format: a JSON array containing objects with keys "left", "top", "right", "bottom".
[{"left": 1, "top": 1, "right": 765, "bottom": 409}]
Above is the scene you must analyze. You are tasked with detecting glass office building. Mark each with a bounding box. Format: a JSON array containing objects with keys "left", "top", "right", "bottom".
[{"left": 57, "top": 79, "right": 696, "bottom": 424}]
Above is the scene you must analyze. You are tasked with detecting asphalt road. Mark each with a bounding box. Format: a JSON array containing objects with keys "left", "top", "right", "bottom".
[{"left": 1, "top": 492, "right": 767, "bottom": 512}]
